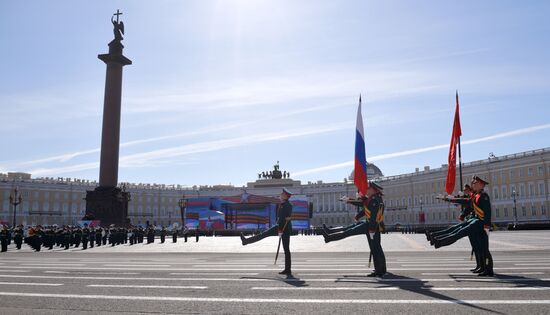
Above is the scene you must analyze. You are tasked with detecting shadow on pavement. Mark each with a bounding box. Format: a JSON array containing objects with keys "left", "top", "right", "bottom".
[{"left": 336, "top": 273, "right": 504, "bottom": 314}]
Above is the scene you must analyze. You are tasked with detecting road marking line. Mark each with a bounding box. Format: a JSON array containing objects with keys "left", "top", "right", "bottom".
[
  {"left": 20, "top": 264, "right": 86, "bottom": 267},
  {"left": 0, "top": 270, "right": 29, "bottom": 273},
  {"left": 251, "top": 286, "right": 550, "bottom": 291},
  {"left": 515, "top": 263, "right": 550, "bottom": 266},
  {"left": 251, "top": 287, "right": 400, "bottom": 291},
  {"left": 170, "top": 273, "right": 260, "bottom": 276},
  {"left": 421, "top": 272, "right": 544, "bottom": 276},
  {"left": 87, "top": 285, "right": 207, "bottom": 289},
  {"left": 3, "top": 266, "right": 550, "bottom": 271},
  {"left": 44, "top": 271, "right": 140, "bottom": 275},
  {"left": 0, "top": 282, "right": 63, "bottom": 286},
  {"left": 0, "top": 292, "right": 548, "bottom": 304},
  {"left": 103, "top": 264, "right": 171, "bottom": 268},
  {"left": 0, "top": 274, "right": 548, "bottom": 283}
]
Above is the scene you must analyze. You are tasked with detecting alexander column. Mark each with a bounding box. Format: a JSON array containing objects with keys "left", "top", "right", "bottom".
[{"left": 85, "top": 10, "right": 132, "bottom": 226}]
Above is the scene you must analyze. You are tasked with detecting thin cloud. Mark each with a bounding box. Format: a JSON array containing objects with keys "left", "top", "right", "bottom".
[
  {"left": 28, "top": 123, "right": 349, "bottom": 176},
  {"left": 292, "top": 123, "right": 550, "bottom": 177}
]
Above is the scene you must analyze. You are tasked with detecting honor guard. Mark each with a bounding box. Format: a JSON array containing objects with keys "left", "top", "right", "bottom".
[
  {"left": 160, "top": 227, "right": 167, "bottom": 243},
  {"left": 0, "top": 225, "right": 8, "bottom": 252},
  {"left": 428, "top": 184, "right": 482, "bottom": 273},
  {"left": 432, "top": 175, "right": 494, "bottom": 276},
  {"left": 13, "top": 225, "right": 24, "bottom": 250},
  {"left": 241, "top": 188, "right": 294, "bottom": 275}
]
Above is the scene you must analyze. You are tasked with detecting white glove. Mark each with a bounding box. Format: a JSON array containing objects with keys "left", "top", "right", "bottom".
[{"left": 339, "top": 196, "right": 350, "bottom": 202}]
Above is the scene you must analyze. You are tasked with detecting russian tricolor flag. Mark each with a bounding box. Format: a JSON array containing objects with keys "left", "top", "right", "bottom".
[{"left": 354, "top": 95, "right": 369, "bottom": 196}]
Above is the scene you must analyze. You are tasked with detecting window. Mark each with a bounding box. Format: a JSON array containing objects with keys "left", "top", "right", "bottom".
[
  {"left": 54, "top": 192, "right": 60, "bottom": 200},
  {"left": 510, "top": 170, "right": 515, "bottom": 180},
  {"left": 504, "top": 208, "right": 509, "bottom": 217},
  {"left": 493, "top": 188, "right": 499, "bottom": 200},
  {"left": 502, "top": 186, "right": 507, "bottom": 199},
  {"left": 519, "top": 168, "right": 525, "bottom": 178},
  {"left": 539, "top": 182, "right": 545, "bottom": 196},
  {"left": 529, "top": 184, "right": 535, "bottom": 196},
  {"left": 520, "top": 184, "right": 526, "bottom": 198},
  {"left": 531, "top": 206, "right": 537, "bottom": 216},
  {"left": 496, "top": 208, "right": 500, "bottom": 218},
  {"left": 542, "top": 205, "right": 547, "bottom": 215},
  {"left": 522, "top": 206, "right": 526, "bottom": 217},
  {"left": 539, "top": 166, "right": 544, "bottom": 176},
  {"left": 493, "top": 174, "right": 498, "bottom": 183},
  {"left": 528, "top": 167, "right": 533, "bottom": 177}
]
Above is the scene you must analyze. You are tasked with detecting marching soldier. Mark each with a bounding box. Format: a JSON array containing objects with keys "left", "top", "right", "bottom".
[
  {"left": 82, "top": 225, "right": 90, "bottom": 250},
  {"left": 0, "top": 225, "right": 8, "bottom": 252},
  {"left": 160, "top": 227, "right": 167, "bottom": 243},
  {"left": 432, "top": 175, "right": 494, "bottom": 277},
  {"left": 13, "top": 225, "right": 24, "bottom": 250},
  {"left": 428, "top": 184, "right": 482, "bottom": 273},
  {"left": 241, "top": 188, "right": 294, "bottom": 275},
  {"left": 172, "top": 228, "right": 178, "bottom": 243},
  {"left": 89, "top": 227, "right": 95, "bottom": 248},
  {"left": 322, "top": 192, "right": 369, "bottom": 243},
  {"left": 362, "top": 182, "right": 386, "bottom": 277},
  {"left": 322, "top": 182, "right": 386, "bottom": 277}
]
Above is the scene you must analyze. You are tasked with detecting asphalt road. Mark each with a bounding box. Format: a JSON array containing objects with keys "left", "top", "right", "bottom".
[{"left": 1, "top": 245, "right": 550, "bottom": 314}]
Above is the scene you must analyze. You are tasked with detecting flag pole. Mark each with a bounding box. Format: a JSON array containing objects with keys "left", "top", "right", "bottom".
[{"left": 456, "top": 91, "right": 464, "bottom": 189}]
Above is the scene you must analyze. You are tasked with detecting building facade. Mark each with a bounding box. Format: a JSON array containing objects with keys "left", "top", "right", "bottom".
[{"left": 1, "top": 148, "right": 549, "bottom": 228}]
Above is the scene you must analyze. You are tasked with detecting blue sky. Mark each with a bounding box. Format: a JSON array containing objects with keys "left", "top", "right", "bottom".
[{"left": 1, "top": 1, "right": 549, "bottom": 187}]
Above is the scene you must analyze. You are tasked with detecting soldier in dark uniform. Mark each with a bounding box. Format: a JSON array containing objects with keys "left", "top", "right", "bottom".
[
  {"left": 63, "top": 227, "right": 71, "bottom": 250},
  {"left": 428, "top": 184, "right": 482, "bottom": 273},
  {"left": 73, "top": 227, "right": 81, "bottom": 247},
  {"left": 0, "top": 225, "right": 8, "bottom": 252},
  {"left": 47, "top": 227, "right": 55, "bottom": 250},
  {"left": 82, "top": 225, "right": 89, "bottom": 250},
  {"left": 34, "top": 226, "right": 43, "bottom": 252},
  {"left": 322, "top": 193, "right": 369, "bottom": 243},
  {"left": 322, "top": 182, "right": 386, "bottom": 277},
  {"left": 89, "top": 227, "right": 95, "bottom": 248},
  {"left": 13, "top": 225, "right": 24, "bottom": 250},
  {"left": 172, "top": 228, "right": 178, "bottom": 243},
  {"left": 147, "top": 227, "right": 155, "bottom": 244},
  {"left": 160, "top": 227, "right": 167, "bottom": 243},
  {"left": 432, "top": 175, "right": 494, "bottom": 277},
  {"left": 241, "top": 188, "right": 294, "bottom": 275},
  {"left": 102, "top": 228, "right": 108, "bottom": 245}
]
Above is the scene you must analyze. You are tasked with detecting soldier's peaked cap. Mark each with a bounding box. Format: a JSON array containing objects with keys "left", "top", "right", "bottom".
[
  {"left": 369, "top": 181, "right": 384, "bottom": 191},
  {"left": 282, "top": 188, "right": 293, "bottom": 196},
  {"left": 472, "top": 175, "right": 489, "bottom": 185}
]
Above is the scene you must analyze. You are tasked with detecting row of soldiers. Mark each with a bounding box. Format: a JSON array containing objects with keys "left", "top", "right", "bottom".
[{"left": 1, "top": 225, "right": 188, "bottom": 252}]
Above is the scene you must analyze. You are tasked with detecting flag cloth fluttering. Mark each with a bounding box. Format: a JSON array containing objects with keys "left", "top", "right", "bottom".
[
  {"left": 354, "top": 95, "right": 369, "bottom": 196},
  {"left": 445, "top": 91, "right": 462, "bottom": 195}
]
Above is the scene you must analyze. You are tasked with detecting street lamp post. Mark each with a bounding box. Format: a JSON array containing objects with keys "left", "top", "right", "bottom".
[
  {"left": 178, "top": 195, "right": 186, "bottom": 230},
  {"left": 419, "top": 197, "right": 423, "bottom": 231},
  {"left": 512, "top": 189, "right": 518, "bottom": 228},
  {"left": 9, "top": 187, "right": 23, "bottom": 228}
]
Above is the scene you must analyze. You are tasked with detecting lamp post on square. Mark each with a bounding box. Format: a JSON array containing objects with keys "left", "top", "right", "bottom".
[{"left": 9, "top": 187, "right": 23, "bottom": 228}]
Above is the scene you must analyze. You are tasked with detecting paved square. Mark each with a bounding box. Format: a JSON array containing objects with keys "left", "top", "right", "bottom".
[{"left": 0, "top": 231, "right": 549, "bottom": 314}]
